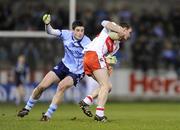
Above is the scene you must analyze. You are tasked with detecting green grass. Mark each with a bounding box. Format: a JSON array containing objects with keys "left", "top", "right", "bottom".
[{"left": 0, "top": 102, "right": 180, "bottom": 130}]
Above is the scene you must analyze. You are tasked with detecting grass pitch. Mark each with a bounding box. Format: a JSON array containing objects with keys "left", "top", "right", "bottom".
[{"left": 0, "top": 102, "right": 180, "bottom": 130}]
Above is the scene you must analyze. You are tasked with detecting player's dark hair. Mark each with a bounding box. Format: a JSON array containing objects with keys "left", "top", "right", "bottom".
[
  {"left": 72, "top": 20, "right": 84, "bottom": 30},
  {"left": 119, "top": 22, "right": 131, "bottom": 29}
]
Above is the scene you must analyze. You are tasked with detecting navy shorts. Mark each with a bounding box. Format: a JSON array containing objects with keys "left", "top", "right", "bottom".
[
  {"left": 15, "top": 78, "right": 23, "bottom": 86},
  {"left": 52, "top": 61, "right": 84, "bottom": 86},
  {"left": 15, "top": 74, "right": 25, "bottom": 87}
]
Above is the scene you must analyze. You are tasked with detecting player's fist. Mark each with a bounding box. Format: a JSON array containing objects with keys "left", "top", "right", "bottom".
[
  {"left": 43, "top": 14, "right": 51, "bottom": 25},
  {"left": 105, "top": 55, "right": 117, "bottom": 65}
]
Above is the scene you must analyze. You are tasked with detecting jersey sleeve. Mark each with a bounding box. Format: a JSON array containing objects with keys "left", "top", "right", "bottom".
[
  {"left": 101, "top": 20, "right": 109, "bottom": 27},
  {"left": 101, "top": 20, "right": 111, "bottom": 34},
  {"left": 99, "top": 27, "right": 109, "bottom": 36},
  {"left": 46, "top": 24, "right": 61, "bottom": 36}
]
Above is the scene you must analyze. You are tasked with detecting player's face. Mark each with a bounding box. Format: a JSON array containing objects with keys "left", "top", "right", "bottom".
[
  {"left": 73, "top": 26, "right": 85, "bottom": 40},
  {"left": 123, "top": 28, "right": 132, "bottom": 40},
  {"left": 18, "top": 56, "right": 25, "bottom": 64}
]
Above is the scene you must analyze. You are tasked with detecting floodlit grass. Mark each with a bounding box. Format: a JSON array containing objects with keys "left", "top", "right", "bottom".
[{"left": 0, "top": 102, "right": 180, "bottom": 130}]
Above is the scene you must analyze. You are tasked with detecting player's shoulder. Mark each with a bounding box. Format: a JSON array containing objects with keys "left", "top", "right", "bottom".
[
  {"left": 82, "top": 35, "right": 91, "bottom": 43},
  {"left": 79, "top": 35, "right": 91, "bottom": 47},
  {"left": 61, "top": 29, "right": 72, "bottom": 39},
  {"left": 98, "top": 28, "right": 109, "bottom": 38},
  {"left": 61, "top": 29, "right": 72, "bottom": 35}
]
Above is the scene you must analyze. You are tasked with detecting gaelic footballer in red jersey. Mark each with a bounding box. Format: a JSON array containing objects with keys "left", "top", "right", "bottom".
[{"left": 79, "top": 20, "right": 132, "bottom": 122}]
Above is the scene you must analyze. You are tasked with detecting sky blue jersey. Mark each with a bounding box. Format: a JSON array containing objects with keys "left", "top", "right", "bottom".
[{"left": 58, "top": 30, "right": 91, "bottom": 74}]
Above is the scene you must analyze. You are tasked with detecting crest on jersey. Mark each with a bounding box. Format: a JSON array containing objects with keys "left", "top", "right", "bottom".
[{"left": 54, "top": 66, "right": 58, "bottom": 70}]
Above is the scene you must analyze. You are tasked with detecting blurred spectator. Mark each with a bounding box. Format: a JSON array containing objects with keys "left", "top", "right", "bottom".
[
  {"left": 0, "top": 0, "right": 179, "bottom": 76},
  {"left": 174, "top": 42, "right": 180, "bottom": 79},
  {"left": 131, "top": 35, "right": 152, "bottom": 73},
  {"left": 81, "top": 8, "right": 95, "bottom": 37},
  {"left": 23, "top": 43, "right": 39, "bottom": 69},
  {"left": 0, "top": 47, "right": 8, "bottom": 61},
  {"left": 161, "top": 39, "right": 175, "bottom": 70},
  {"left": 169, "top": 7, "right": 180, "bottom": 37},
  {"left": 118, "top": 5, "right": 133, "bottom": 23}
]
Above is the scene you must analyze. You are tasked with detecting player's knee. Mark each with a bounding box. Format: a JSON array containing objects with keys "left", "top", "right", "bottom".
[
  {"left": 57, "top": 77, "right": 74, "bottom": 92},
  {"left": 57, "top": 84, "right": 69, "bottom": 92},
  {"left": 108, "top": 83, "right": 112, "bottom": 93},
  {"left": 102, "top": 83, "right": 112, "bottom": 92},
  {"left": 106, "top": 82, "right": 112, "bottom": 89}
]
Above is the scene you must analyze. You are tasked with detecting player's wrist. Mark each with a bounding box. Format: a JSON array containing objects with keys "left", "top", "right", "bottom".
[{"left": 45, "top": 23, "right": 50, "bottom": 25}]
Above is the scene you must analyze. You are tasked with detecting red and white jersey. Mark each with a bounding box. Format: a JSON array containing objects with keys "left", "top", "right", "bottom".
[{"left": 84, "top": 28, "right": 120, "bottom": 57}]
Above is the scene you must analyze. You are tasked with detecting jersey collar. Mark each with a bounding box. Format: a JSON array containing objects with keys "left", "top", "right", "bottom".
[{"left": 72, "top": 35, "right": 84, "bottom": 43}]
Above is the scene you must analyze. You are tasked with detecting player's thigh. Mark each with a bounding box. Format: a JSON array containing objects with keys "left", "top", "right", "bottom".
[
  {"left": 57, "top": 76, "right": 74, "bottom": 90},
  {"left": 93, "top": 68, "right": 109, "bottom": 87},
  {"left": 38, "top": 71, "right": 60, "bottom": 88},
  {"left": 16, "top": 85, "right": 24, "bottom": 95},
  {"left": 58, "top": 76, "right": 74, "bottom": 87},
  {"left": 18, "top": 85, "right": 25, "bottom": 92}
]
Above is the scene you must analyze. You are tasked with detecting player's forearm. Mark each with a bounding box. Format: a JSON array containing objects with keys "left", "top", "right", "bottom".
[
  {"left": 102, "top": 20, "right": 125, "bottom": 36},
  {"left": 45, "top": 24, "right": 61, "bottom": 36}
]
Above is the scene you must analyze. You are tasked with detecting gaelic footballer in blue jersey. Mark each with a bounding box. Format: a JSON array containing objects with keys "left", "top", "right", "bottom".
[
  {"left": 14, "top": 55, "right": 29, "bottom": 105},
  {"left": 17, "top": 14, "right": 91, "bottom": 121},
  {"left": 15, "top": 55, "right": 29, "bottom": 87}
]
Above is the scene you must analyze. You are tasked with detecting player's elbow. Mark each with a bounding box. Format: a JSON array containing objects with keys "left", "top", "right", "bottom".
[
  {"left": 46, "top": 30, "right": 51, "bottom": 35},
  {"left": 101, "top": 20, "right": 110, "bottom": 28}
]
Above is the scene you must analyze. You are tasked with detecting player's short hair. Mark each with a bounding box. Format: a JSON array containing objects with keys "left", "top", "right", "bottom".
[
  {"left": 72, "top": 20, "right": 84, "bottom": 30},
  {"left": 119, "top": 22, "right": 131, "bottom": 29}
]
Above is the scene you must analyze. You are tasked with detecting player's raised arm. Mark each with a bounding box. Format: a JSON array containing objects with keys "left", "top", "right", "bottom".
[
  {"left": 42, "top": 14, "right": 61, "bottom": 36},
  {"left": 101, "top": 20, "right": 125, "bottom": 37}
]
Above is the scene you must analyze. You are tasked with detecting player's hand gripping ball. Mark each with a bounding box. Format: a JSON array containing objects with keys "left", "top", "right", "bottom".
[
  {"left": 108, "top": 31, "right": 120, "bottom": 40},
  {"left": 43, "top": 14, "right": 51, "bottom": 25},
  {"left": 105, "top": 55, "right": 117, "bottom": 65}
]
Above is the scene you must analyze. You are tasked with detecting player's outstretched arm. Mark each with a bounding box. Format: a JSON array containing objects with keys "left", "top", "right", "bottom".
[{"left": 42, "top": 14, "right": 61, "bottom": 36}]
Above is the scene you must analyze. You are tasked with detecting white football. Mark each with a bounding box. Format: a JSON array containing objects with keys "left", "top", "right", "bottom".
[{"left": 108, "top": 31, "right": 120, "bottom": 40}]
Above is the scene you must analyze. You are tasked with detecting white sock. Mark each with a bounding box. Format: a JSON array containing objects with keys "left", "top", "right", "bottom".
[
  {"left": 83, "top": 95, "right": 93, "bottom": 105},
  {"left": 25, "top": 96, "right": 38, "bottom": 110},
  {"left": 15, "top": 95, "right": 20, "bottom": 106},
  {"left": 96, "top": 106, "right": 105, "bottom": 117},
  {"left": 45, "top": 104, "right": 58, "bottom": 118}
]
